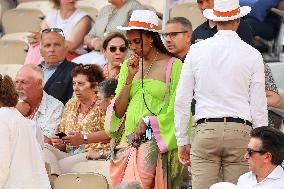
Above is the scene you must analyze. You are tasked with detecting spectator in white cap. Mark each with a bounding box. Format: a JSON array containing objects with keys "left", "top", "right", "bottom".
[
  {"left": 105, "top": 9, "right": 186, "bottom": 189},
  {"left": 174, "top": 0, "right": 268, "bottom": 188}
]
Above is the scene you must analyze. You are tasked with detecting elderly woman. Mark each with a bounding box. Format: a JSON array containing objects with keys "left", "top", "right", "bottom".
[
  {"left": 102, "top": 32, "right": 128, "bottom": 79},
  {"left": 44, "top": 64, "right": 110, "bottom": 182},
  {"left": 0, "top": 74, "right": 51, "bottom": 189},
  {"left": 25, "top": 0, "right": 92, "bottom": 64},
  {"left": 84, "top": 0, "right": 144, "bottom": 51},
  {"left": 105, "top": 10, "right": 186, "bottom": 188},
  {"left": 97, "top": 79, "right": 118, "bottom": 111}
]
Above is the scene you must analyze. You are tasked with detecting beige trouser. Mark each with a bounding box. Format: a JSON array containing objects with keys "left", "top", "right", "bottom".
[
  {"left": 190, "top": 122, "right": 251, "bottom": 189},
  {"left": 43, "top": 143, "right": 88, "bottom": 175}
]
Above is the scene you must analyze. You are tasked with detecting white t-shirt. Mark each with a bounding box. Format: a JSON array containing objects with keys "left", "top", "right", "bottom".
[
  {"left": 237, "top": 165, "right": 284, "bottom": 189},
  {"left": 46, "top": 9, "right": 88, "bottom": 54}
]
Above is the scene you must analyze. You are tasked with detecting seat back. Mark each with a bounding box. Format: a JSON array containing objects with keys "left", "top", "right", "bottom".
[
  {"left": 138, "top": 0, "right": 164, "bottom": 14},
  {"left": 16, "top": 1, "right": 54, "bottom": 15},
  {"left": 1, "top": 32, "right": 30, "bottom": 44},
  {"left": 54, "top": 173, "right": 109, "bottom": 189},
  {"left": 2, "top": 8, "right": 44, "bottom": 33},
  {"left": 170, "top": 2, "right": 206, "bottom": 30},
  {"left": 17, "top": 0, "right": 49, "bottom": 3},
  {"left": 0, "top": 64, "right": 22, "bottom": 79},
  {"left": 267, "top": 62, "right": 284, "bottom": 89},
  {"left": 0, "top": 40, "right": 28, "bottom": 65},
  {"left": 77, "top": 0, "right": 109, "bottom": 11},
  {"left": 70, "top": 160, "right": 111, "bottom": 186},
  {"left": 77, "top": 6, "right": 98, "bottom": 22}
]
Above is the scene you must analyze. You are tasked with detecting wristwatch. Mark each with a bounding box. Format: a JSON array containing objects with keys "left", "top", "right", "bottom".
[{"left": 83, "top": 134, "right": 88, "bottom": 144}]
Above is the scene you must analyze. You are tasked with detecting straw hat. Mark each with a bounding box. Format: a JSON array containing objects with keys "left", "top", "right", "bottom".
[
  {"left": 117, "top": 10, "right": 160, "bottom": 32},
  {"left": 210, "top": 182, "right": 239, "bottom": 189},
  {"left": 203, "top": 0, "right": 251, "bottom": 22}
]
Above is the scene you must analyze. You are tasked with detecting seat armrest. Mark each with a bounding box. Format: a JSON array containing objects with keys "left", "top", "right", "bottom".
[
  {"left": 269, "top": 106, "right": 284, "bottom": 118},
  {"left": 271, "top": 8, "right": 284, "bottom": 18}
]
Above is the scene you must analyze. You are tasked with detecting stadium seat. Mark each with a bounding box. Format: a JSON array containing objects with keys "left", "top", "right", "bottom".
[
  {"left": 138, "top": 0, "right": 164, "bottom": 14},
  {"left": 70, "top": 160, "right": 111, "bottom": 186},
  {"left": 1, "top": 32, "right": 30, "bottom": 44},
  {"left": 0, "top": 40, "right": 28, "bottom": 65},
  {"left": 16, "top": 1, "right": 54, "bottom": 15},
  {"left": 54, "top": 173, "right": 109, "bottom": 189},
  {"left": 0, "top": 64, "right": 22, "bottom": 79},
  {"left": 0, "top": 0, "right": 17, "bottom": 29},
  {"left": 170, "top": 2, "right": 206, "bottom": 30},
  {"left": 17, "top": 0, "right": 49, "bottom": 3},
  {"left": 77, "top": 5, "right": 98, "bottom": 22},
  {"left": 2, "top": 8, "right": 44, "bottom": 33},
  {"left": 77, "top": 0, "right": 109, "bottom": 11},
  {"left": 267, "top": 62, "right": 284, "bottom": 89}
]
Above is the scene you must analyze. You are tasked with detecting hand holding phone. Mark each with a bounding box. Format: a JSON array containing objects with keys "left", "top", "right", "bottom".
[{"left": 55, "top": 132, "right": 67, "bottom": 139}]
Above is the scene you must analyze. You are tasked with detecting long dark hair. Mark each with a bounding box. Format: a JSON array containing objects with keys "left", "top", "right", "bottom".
[
  {"left": 139, "top": 30, "right": 174, "bottom": 115},
  {"left": 143, "top": 30, "right": 176, "bottom": 57}
]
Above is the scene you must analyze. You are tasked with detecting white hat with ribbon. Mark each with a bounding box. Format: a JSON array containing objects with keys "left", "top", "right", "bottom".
[
  {"left": 203, "top": 0, "right": 251, "bottom": 22},
  {"left": 117, "top": 10, "right": 160, "bottom": 32}
]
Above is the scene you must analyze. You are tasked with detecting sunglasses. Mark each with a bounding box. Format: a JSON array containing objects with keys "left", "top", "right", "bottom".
[
  {"left": 162, "top": 31, "right": 188, "bottom": 39},
  {"left": 246, "top": 148, "right": 266, "bottom": 157},
  {"left": 109, "top": 46, "right": 127, "bottom": 53},
  {"left": 78, "top": 64, "right": 92, "bottom": 70},
  {"left": 41, "top": 28, "right": 65, "bottom": 39}
]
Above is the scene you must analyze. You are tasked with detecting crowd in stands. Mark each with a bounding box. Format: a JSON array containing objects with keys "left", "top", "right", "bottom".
[{"left": 0, "top": 0, "right": 283, "bottom": 189}]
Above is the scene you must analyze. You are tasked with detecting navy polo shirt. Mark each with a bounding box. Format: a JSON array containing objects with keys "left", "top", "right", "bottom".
[{"left": 191, "top": 19, "right": 255, "bottom": 47}]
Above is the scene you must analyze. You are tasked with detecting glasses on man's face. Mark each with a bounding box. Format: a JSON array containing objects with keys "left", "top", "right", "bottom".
[
  {"left": 162, "top": 31, "right": 188, "bottom": 39},
  {"left": 109, "top": 46, "right": 127, "bottom": 53},
  {"left": 246, "top": 148, "right": 266, "bottom": 157},
  {"left": 41, "top": 28, "right": 65, "bottom": 39}
]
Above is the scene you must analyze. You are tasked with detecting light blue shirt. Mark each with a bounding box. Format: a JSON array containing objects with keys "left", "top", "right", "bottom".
[{"left": 39, "top": 62, "right": 61, "bottom": 84}]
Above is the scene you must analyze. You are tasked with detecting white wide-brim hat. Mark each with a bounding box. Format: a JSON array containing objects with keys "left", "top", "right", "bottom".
[
  {"left": 203, "top": 0, "right": 251, "bottom": 22},
  {"left": 210, "top": 182, "right": 239, "bottom": 189},
  {"left": 117, "top": 10, "right": 160, "bottom": 32}
]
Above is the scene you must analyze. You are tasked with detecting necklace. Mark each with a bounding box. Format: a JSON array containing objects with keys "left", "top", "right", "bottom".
[
  {"left": 143, "top": 51, "right": 159, "bottom": 79},
  {"left": 73, "top": 100, "right": 96, "bottom": 132}
]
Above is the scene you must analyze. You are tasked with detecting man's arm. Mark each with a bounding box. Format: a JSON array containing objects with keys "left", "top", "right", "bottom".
[{"left": 174, "top": 52, "right": 194, "bottom": 146}]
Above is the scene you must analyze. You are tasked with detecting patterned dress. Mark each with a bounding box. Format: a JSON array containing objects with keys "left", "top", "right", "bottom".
[
  {"left": 264, "top": 63, "right": 281, "bottom": 128},
  {"left": 59, "top": 97, "right": 110, "bottom": 156}
]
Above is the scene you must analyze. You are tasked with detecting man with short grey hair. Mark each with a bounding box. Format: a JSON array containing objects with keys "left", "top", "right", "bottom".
[
  {"left": 163, "top": 17, "right": 192, "bottom": 61},
  {"left": 15, "top": 64, "right": 64, "bottom": 144}
]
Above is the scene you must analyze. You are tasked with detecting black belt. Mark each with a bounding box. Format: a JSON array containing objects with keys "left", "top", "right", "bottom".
[{"left": 196, "top": 117, "right": 252, "bottom": 127}]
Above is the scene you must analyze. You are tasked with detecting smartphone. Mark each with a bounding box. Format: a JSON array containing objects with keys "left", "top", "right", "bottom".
[
  {"left": 55, "top": 132, "right": 67, "bottom": 139},
  {"left": 127, "top": 133, "right": 134, "bottom": 144}
]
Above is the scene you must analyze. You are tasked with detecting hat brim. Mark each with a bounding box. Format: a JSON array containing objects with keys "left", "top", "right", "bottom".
[
  {"left": 117, "top": 26, "right": 161, "bottom": 33},
  {"left": 203, "top": 6, "right": 251, "bottom": 21}
]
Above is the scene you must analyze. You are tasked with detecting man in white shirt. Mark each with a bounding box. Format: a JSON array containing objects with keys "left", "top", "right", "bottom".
[
  {"left": 174, "top": 0, "right": 268, "bottom": 188},
  {"left": 237, "top": 126, "right": 284, "bottom": 189},
  {"left": 15, "top": 64, "right": 64, "bottom": 144}
]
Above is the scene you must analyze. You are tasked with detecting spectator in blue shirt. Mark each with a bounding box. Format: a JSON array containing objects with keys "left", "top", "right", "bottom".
[{"left": 240, "top": 0, "right": 281, "bottom": 40}]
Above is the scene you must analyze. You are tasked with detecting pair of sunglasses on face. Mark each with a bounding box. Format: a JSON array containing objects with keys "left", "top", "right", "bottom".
[
  {"left": 246, "top": 148, "right": 266, "bottom": 157},
  {"left": 108, "top": 46, "right": 127, "bottom": 53},
  {"left": 41, "top": 28, "right": 65, "bottom": 39}
]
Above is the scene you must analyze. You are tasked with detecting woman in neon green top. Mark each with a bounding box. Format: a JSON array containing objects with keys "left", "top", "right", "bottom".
[{"left": 105, "top": 10, "right": 188, "bottom": 189}]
